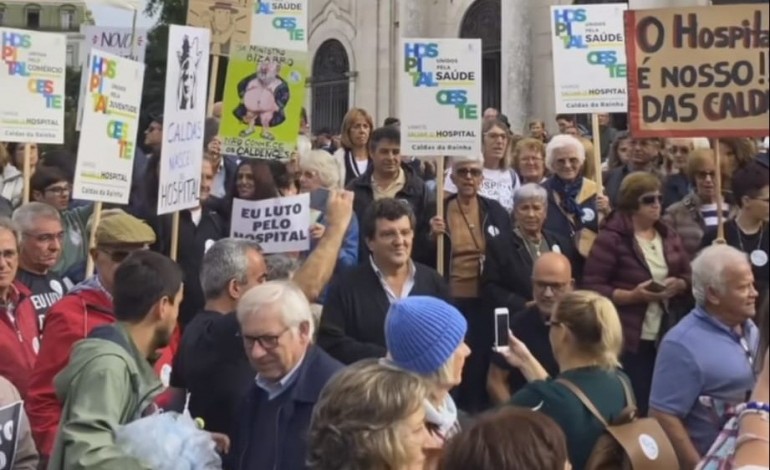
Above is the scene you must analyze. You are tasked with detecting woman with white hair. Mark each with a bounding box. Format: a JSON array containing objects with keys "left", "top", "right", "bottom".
[
  {"left": 483, "top": 183, "right": 579, "bottom": 314},
  {"left": 298, "top": 150, "right": 359, "bottom": 274},
  {"left": 385, "top": 296, "right": 471, "bottom": 467},
  {"left": 542, "top": 135, "right": 609, "bottom": 258},
  {"left": 428, "top": 153, "right": 512, "bottom": 411}
]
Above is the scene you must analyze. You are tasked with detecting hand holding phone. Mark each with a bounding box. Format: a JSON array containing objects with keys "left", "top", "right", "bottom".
[
  {"left": 494, "top": 308, "right": 510, "bottom": 353},
  {"left": 645, "top": 281, "right": 667, "bottom": 294}
]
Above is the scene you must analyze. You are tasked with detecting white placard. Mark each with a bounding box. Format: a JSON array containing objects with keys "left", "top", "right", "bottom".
[
  {"left": 251, "top": 0, "right": 308, "bottom": 51},
  {"left": 399, "top": 38, "right": 482, "bottom": 157},
  {"left": 73, "top": 51, "right": 144, "bottom": 204},
  {"left": 157, "top": 25, "right": 211, "bottom": 215},
  {"left": 230, "top": 193, "right": 311, "bottom": 254},
  {"left": 550, "top": 4, "right": 628, "bottom": 114},
  {"left": 0, "top": 28, "right": 66, "bottom": 144}
]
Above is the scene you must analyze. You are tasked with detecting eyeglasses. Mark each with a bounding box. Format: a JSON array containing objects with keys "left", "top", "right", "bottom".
[
  {"left": 99, "top": 247, "right": 144, "bottom": 263},
  {"left": 533, "top": 280, "right": 570, "bottom": 293},
  {"left": 455, "top": 168, "right": 483, "bottom": 178},
  {"left": 24, "top": 231, "right": 64, "bottom": 243},
  {"left": 300, "top": 170, "right": 318, "bottom": 180},
  {"left": 695, "top": 171, "right": 716, "bottom": 180},
  {"left": 244, "top": 327, "right": 290, "bottom": 350},
  {"left": 44, "top": 185, "right": 71, "bottom": 195},
  {"left": 546, "top": 319, "right": 564, "bottom": 328},
  {"left": 639, "top": 194, "right": 663, "bottom": 205},
  {"left": 485, "top": 132, "right": 508, "bottom": 141},
  {"left": 667, "top": 146, "right": 690, "bottom": 155},
  {"left": 553, "top": 157, "right": 581, "bottom": 168}
]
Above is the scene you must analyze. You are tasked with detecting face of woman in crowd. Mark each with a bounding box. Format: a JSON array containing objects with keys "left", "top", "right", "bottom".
[
  {"left": 551, "top": 147, "right": 582, "bottom": 182},
  {"left": 693, "top": 161, "right": 717, "bottom": 202},
  {"left": 399, "top": 406, "right": 430, "bottom": 470},
  {"left": 13, "top": 143, "right": 38, "bottom": 170},
  {"left": 742, "top": 185, "right": 770, "bottom": 223},
  {"left": 666, "top": 139, "right": 692, "bottom": 170},
  {"left": 349, "top": 118, "right": 370, "bottom": 149},
  {"left": 529, "top": 122, "right": 545, "bottom": 138},
  {"left": 448, "top": 342, "right": 471, "bottom": 388},
  {"left": 515, "top": 199, "right": 547, "bottom": 235},
  {"left": 236, "top": 165, "right": 256, "bottom": 199},
  {"left": 299, "top": 168, "right": 323, "bottom": 193},
  {"left": 616, "top": 138, "right": 632, "bottom": 165},
  {"left": 635, "top": 190, "right": 663, "bottom": 223},
  {"left": 483, "top": 125, "right": 508, "bottom": 164},
  {"left": 450, "top": 163, "right": 483, "bottom": 198},
  {"left": 518, "top": 150, "right": 545, "bottom": 183}
]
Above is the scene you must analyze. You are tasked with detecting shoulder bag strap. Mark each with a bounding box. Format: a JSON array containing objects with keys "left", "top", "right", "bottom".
[
  {"left": 556, "top": 378, "right": 609, "bottom": 427},
  {"left": 616, "top": 373, "right": 638, "bottom": 409}
]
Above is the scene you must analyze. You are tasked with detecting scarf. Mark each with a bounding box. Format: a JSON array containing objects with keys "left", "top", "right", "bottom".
[
  {"left": 424, "top": 395, "right": 461, "bottom": 440},
  {"left": 551, "top": 176, "right": 584, "bottom": 221}
]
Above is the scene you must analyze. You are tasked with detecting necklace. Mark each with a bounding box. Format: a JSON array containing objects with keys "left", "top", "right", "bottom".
[{"left": 735, "top": 221, "right": 765, "bottom": 253}]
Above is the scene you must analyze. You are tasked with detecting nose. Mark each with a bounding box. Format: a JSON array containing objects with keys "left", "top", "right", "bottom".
[
  {"left": 250, "top": 341, "right": 269, "bottom": 360},
  {"left": 50, "top": 237, "right": 62, "bottom": 252}
]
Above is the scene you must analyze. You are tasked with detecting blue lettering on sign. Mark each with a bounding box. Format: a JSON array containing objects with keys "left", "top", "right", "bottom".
[{"left": 166, "top": 121, "right": 203, "bottom": 144}]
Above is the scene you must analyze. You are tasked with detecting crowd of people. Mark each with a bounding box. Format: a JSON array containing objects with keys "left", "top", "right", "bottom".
[{"left": 0, "top": 105, "right": 768, "bottom": 470}]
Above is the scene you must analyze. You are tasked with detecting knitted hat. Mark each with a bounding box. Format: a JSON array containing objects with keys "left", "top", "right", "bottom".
[{"left": 385, "top": 297, "right": 468, "bottom": 375}]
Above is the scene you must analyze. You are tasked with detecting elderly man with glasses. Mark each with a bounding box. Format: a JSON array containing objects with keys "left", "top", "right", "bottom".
[{"left": 25, "top": 210, "right": 156, "bottom": 464}]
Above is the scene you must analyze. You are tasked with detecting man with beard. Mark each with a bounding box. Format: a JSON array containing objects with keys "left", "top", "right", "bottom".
[
  {"left": 235, "top": 59, "right": 289, "bottom": 140},
  {"left": 47, "top": 251, "right": 184, "bottom": 468}
]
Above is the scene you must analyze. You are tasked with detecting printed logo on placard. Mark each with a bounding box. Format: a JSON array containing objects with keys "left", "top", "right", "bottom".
[
  {"left": 638, "top": 434, "right": 659, "bottom": 460},
  {"left": 49, "top": 280, "right": 63, "bottom": 296},
  {"left": 176, "top": 35, "right": 204, "bottom": 111}
]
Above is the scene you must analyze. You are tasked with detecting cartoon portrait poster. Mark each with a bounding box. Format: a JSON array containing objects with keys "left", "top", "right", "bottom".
[
  {"left": 187, "top": 0, "right": 251, "bottom": 57},
  {"left": 220, "top": 45, "right": 308, "bottom": 160}
]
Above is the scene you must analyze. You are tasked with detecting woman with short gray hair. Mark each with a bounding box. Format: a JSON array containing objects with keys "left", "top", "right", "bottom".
[{"left": 483, "top": 183, "right": 579, "bottom": 314}]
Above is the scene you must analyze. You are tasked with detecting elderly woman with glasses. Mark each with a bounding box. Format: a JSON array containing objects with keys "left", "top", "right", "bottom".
[
  {"left": 542, "top": 135, "right": 609, "bottom": 259},
  {"left": 583, "top": 172, "right": 691, "bottom": 416},
  {"left": 512, "top": 138, "right": 547, "bottom": 184},
  {"left": 663, "top": 149, "right": 731, "bottom": 260},
  {"left": 483, "top": 183, "right": 578, "bottom": 314},
  {"left": 429, "top": 153, "right": 512, "bottom": 412}
]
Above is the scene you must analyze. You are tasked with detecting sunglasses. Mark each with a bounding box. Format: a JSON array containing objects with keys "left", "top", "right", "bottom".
[
  {"left": 99, "top": 247, "right": 145, "bottom": 263},
  {"left": 639, "top": 194, "right": 663, "bottom": 205},
  {"left": 456, "top": 168, "right": 483, "bottom": 178},
  {"left": 695, "top": 171, "right": 716, "bottom": 180}
]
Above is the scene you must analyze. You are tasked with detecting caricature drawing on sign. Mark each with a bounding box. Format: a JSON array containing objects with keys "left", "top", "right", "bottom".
[
  {"left": 209, "top": 1, "right": 246, "bottom": 55},
  {"left": 234, "top": 58, "right": 290, "bottom": 140},
  {"left": 177, "top": 35, "right": 203, "bottom": 110}
]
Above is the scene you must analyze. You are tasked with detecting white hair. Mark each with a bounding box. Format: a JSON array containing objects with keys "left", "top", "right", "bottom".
[
  {"left": 300, "top": 150, "right": 341, "bottom": 189},
  {"left": 692, "top": 138, "right": 711, "bottom": 150},
  {"left": 237, "top": 280, "right": 314, "bottom": 338},
  {"left": 545, "top": 134, "right": 586, "bottom": 172},
  {"left": 513, "top": 183, "right": 548, "bottom": 207},
  {"left": 451, "top": 153, "right": 484, "bottom": 169},
  {"left": 12, "top": 202, "right": 61, "bottom": 236},
  {"left": 691, "top": 245, "right": 750, "bottom": 306},
  {"left": 296, "top": 135, "right": 312, "bottom": 160}
]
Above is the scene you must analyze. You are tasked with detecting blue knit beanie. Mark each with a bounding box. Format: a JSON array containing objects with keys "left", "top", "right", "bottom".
[{"left": 385, "top": 296, "right": 468, "bottom": 375}]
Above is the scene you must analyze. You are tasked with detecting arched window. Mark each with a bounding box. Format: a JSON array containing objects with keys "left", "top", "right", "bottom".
[
  {"left": 311, "top": 39, "right": 350, "bottom": 134},
  {"left": 460, "top": 0, "right": 501, "bottom": 111},
  {"left": 59, "top": 5, "right": 76, "bottom": 30},
  {"left": 24, "top": 4, "right": 41, "bottom": 29}
]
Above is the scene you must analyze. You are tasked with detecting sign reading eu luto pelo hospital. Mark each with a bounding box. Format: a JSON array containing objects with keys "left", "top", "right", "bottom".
[
  {"left": 625, "top": 4, "right": 770, "bottom": 138},
  {"left": 399, "top": 39, "right": 482, "bottom": 158},
  {"left": 0, "top": 28, "right": 66, "bottom": 144},
  {"left": 550, "top": 4, "right": 628, "bottom": 114}
]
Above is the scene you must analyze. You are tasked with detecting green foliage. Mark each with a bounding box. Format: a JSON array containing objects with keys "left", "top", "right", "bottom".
[{"left": 142, "top": 0, "right": 189, "bottom": 116}]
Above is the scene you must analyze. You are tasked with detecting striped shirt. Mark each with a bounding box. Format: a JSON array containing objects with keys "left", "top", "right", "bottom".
[{"left": 701, "top": 203, "right": 730, "bottom": 228}]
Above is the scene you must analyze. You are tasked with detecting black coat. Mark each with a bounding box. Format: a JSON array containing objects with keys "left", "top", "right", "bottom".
[
  {"left": 317, "top": 261, "right": 450, "bottom": 365},
  {"left": 482, "top": 229, "right": 579, "bottom": 314}
]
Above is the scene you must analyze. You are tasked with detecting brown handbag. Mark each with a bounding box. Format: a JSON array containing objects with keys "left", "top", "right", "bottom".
[{"left": 556, "top": 376, "right": 680, "bottom": 470}]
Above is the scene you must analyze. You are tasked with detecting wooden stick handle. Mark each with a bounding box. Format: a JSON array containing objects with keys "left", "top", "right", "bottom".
[
  {"left": 436, "top": 157, "right": 445, "bottom": 276},
  {"left": 714, "top": 138, "right": 725, "bottom": 243}
]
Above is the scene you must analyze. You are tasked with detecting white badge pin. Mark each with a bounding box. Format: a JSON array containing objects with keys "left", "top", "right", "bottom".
[
  {"left": 750, "top": 249, "right": 768, "bottom": 267},
  {"left": 581, "top": 208, "right": 596, "bottom": 223},
  {"left": 49, "top": 280, "right": 63, "bottom": 296},
  {"left": 638, "top": 434, "right": 660, "bottom": 460},
  {"left": 552, "top": 244, "right": 562, "bottom": 254},
  {"left": 204, "top": 239, "right": 216, "bottom": 254},
  {"left": 487, "top": 225, "right": 500, "bottom": 237}
]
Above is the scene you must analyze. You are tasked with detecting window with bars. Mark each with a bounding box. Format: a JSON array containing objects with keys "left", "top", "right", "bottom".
[{"left": 311, "top": 39, "right": 351, "bottom": 134}]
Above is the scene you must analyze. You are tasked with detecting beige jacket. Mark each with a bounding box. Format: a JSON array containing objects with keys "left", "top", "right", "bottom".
[{"left": 0, "top": 376, "right": 39, "bottom": 470}]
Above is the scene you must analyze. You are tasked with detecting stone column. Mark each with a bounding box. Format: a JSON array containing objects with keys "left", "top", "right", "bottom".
[
  {"left": 629, "top": 0, "right": 709, "bottom": 8},
  {"left": 399, "top": 0, "right": 426, "bottom": 39},
  {"left": 501, "top": 0, "right": 532, "bottom": 134}
]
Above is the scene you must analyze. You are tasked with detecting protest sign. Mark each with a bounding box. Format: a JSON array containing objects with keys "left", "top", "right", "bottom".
[
  {"left": 251, "top": 0, "right": 308, "bottom": 51},
  {"left": 0, "top": 401, "right": 22, "bottom": 470},
  {"left": 626, "top": 5, "right": 770, "bottom": 138},
  {"left": 220, "top": 45, "right": 308, "bottom": 160},
  {"left": 187, "top": 0, "right": 251, "bottom": 57},
  {"left": 230, "top": 193, "right": 311, "bottom": 253},
  {"left": 76, "top": 26, "right": 148, "bottom": 131},
  {"left": 551, "top": 4, "right": 628, "bottom": 114},
  {"left": 73, "top": 51, "right": 144, "bottom": 204},
  {"left": 399, "top": 39, "right": 482, "bottom": 157},
  {"left": 0, "top": 28, "right": 66, "bottom": 144},
  {"left": 157, "top": 25, "right": 211, "bottom": 215}
]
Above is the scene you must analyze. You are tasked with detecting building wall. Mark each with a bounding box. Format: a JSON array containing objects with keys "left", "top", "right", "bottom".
[{"left": 0, "top": 0, "right": 87, "bottom": 68}]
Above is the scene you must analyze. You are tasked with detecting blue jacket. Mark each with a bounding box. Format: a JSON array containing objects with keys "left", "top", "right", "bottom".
[{"left": 230, "top": 345, "right": 343, "bottom": 470}]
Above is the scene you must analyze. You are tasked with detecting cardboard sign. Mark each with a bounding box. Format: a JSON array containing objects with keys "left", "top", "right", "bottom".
[
  {"left": 230, "top": 193, "right": 310, "bottom": 253},
  {"left": 0, "top": 402, "right": 22, "bottom": 470},
  {"left": 220, "top": 45, "right": 308, "bottom": 160},
  {"left": 399, "top": 38, "right": 482, "bottom": 157},
  {"left": 0, "top": 28, "right": 66, "bottom": 144},
  {"left": 626, "top": 5, "right": 770, "bottom": 138},
  {"left": 551, "top": 4, "right": 628, "bottom": 114},
  {"left": 73, "top": 51, "right": 144, "bottom": 204},
  {"left": 187, "top": 0, "right": 252, "bottom": 57},
  {"left": 251, "top": 0, "right": 308, "bottom": 51},
  {"left": 157, "top": 25, "right": 211, "bottom": 215}
]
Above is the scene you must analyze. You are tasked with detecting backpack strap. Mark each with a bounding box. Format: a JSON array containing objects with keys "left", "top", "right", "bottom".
[
  {"left": 617, "top": 373, "right": 638, "bottom": 410},
  {"left": 556, "top": 378, "right": 609, "bottom": 427}
]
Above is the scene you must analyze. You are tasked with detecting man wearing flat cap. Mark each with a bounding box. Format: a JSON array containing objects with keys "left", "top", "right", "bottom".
[{"left": 25, "top": 210, "right": 158, "bottom": 463}]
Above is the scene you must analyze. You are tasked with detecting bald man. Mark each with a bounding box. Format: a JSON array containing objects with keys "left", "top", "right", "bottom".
[
  {"left": 212, "top": 101, "right": 223, "bottom": 119},
  {"left": 487, "top": 252, "right": 574, "bottom": 404}
]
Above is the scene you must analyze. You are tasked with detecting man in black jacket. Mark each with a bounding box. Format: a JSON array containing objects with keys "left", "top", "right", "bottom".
[
  {"left": 317, "top": 198, "right": 449, "bottom": 364},
  {"left": 347, "top": 126, "right": 436, "bottom": 267}
]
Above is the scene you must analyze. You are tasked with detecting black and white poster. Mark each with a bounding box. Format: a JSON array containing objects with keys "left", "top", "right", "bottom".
[{"left": 0, "top": 402, "right": 22, "bottom": 470}]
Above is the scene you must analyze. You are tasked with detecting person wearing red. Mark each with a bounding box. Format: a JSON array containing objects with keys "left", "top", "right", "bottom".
[
  {"left": 25, "top": 210, "right": 156, "bottom": 461},
  {"left": 0, "top": 218, "right": 40, "bottom": 398}
]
